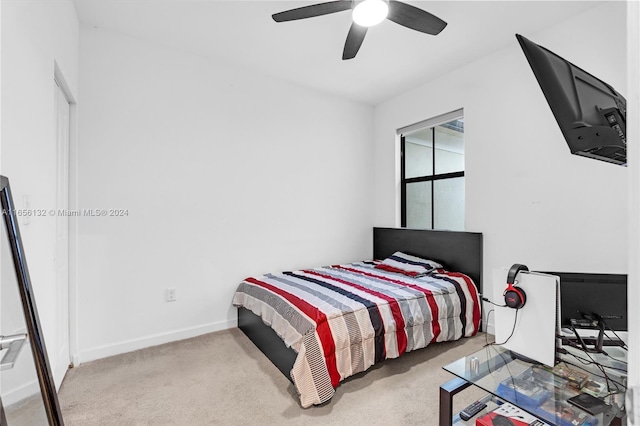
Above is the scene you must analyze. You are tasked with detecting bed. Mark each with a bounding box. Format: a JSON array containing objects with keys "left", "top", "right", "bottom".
[{"left": 233, "top": 227, "right": 483, "bottom": 407}]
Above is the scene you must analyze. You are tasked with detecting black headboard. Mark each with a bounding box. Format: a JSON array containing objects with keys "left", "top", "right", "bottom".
[{"left": 373, "top": 227, "right": 483, "bottom": 292}]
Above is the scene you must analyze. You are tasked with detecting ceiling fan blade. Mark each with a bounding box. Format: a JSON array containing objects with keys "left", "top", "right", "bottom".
[
  {"left": 342, "top": 23, "right": 367, "bottom": 60},
  {"left": 386, "top": 0, "right": 447, "bottom": 35},
  {"left": 272, "top": 1, "right": 353, "bottom": 22}
]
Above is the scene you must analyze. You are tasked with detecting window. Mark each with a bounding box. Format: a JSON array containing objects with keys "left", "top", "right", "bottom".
[{"left": 400, "top": 110, "right": 464, "bottom": 230}]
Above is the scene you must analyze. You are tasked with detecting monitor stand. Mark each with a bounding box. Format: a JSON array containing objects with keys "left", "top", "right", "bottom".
[{"left": 563, "top": 318, "right": 625, "bottom": 355}]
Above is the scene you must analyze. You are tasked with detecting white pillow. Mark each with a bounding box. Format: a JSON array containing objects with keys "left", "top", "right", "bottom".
[{"left": 374, "top": 251, "right": 443, "bottom": 277}]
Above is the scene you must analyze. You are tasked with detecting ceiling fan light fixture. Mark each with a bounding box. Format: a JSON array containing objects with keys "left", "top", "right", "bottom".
[
  {"left": 272, "top": 0, "right": 447, "bottom": 59},
  {"left": 352, "top": 0, "right": 389, "bottom": 27}
]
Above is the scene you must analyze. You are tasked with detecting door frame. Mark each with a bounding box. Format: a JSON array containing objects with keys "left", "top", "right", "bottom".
[{"left": 53, "top": 63, "right": 79, "bottom": 376}]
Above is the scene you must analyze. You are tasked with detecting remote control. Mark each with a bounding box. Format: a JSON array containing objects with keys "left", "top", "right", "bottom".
[{"left": 459, "top": 401, "right": 487, "bottom": 421}]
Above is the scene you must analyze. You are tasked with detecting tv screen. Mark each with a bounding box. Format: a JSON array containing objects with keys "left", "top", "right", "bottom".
[{"left": 516, "top": 34, "right": 627, "bottom": 166}]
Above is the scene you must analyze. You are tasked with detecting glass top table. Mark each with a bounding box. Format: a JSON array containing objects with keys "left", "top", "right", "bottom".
[{"left": 440, "top": 344, "right": 627, "bottom": 425}]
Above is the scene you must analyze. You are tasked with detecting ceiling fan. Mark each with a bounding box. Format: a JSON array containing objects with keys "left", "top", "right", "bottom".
[{"left": 272, "top": 0, "right": 447, "bottom": 60}]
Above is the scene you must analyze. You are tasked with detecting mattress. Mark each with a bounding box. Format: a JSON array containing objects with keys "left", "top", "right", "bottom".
[{"left": 232, "top": 260, "right": 481, "bottom": 407}]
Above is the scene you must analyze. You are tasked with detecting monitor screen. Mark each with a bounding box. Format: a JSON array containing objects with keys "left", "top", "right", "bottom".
[
  {"left": 542, "top": 272, "right": 627, "bottom": 332},
  {"left": 516, "top": 34, "right": 627, "bottom": 166}
]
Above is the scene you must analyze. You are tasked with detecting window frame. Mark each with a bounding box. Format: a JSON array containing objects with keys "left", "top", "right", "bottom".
[{"left": 399, "top": 109, "right": 465, "bottom": 229}]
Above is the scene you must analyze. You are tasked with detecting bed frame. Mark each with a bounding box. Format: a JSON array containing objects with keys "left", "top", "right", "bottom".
[{"left": 237, "top": 227, "right": 483, "bottom": 381}]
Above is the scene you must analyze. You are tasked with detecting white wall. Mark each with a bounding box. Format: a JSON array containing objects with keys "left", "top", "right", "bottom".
[
  {"left": 76, "top": 26, "right": 374, "bottom": 363},
  {"left": 373, "top": 2, "right": 628, "bottom": 331},
  {"left": 1, "top": 0, "right": 79, "bottom": 392}
]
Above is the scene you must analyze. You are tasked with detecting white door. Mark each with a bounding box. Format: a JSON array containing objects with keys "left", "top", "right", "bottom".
[{"left": 54, "top": 80, "right": 70, "bottom": 388}]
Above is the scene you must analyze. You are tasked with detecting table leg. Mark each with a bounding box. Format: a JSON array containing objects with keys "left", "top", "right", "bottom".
[{"left": 439, "top": 377, "right": 472, "bottom": 426}]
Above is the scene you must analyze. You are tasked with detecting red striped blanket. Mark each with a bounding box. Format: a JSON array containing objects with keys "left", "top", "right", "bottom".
[{"left": 232, "top": 260, "right": 481, "bottom": 407}]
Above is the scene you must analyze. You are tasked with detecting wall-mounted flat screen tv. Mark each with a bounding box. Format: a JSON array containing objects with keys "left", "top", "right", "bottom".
[{"left": 516, "top": 34, "right": 627, "bottom": 166}]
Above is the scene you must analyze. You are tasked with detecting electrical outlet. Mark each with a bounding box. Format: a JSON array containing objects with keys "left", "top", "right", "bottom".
[{"left": 165, "top": 288, "right": 176, "bottom": 302}]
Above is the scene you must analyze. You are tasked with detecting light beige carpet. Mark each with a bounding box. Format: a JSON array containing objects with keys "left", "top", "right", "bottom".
[{"left": 58, "top": 329, "right": 488, "bottom": 425}]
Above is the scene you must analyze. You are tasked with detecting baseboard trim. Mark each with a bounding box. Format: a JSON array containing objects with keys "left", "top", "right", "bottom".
[
  {"left": 485, "top": 323, "right": 495, "bottom": 336},
  {"left": 74, "top": 319, "right": 237, "bottom": 365},
  {"left": 2, "top": 379, "right": 39, "bottom": 407}
]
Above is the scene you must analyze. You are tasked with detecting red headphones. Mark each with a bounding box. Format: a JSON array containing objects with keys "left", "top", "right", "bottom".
[{"left": 504, "top": 264, "right": 528, "bottom": 309}]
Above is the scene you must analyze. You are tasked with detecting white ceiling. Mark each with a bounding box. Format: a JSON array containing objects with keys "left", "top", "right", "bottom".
[{"left": 71, "top": 0, "right": 605, "bottom": 105}]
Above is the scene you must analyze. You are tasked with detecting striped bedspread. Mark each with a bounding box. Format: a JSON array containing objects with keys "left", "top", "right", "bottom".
[{"left": 232, "top": 260, "right": 481, "bottom": 407}]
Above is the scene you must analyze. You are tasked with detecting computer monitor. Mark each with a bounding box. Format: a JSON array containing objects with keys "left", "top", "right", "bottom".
[
  {"left": 540, "top": 271, "right": 627, "bottom": 353},
  {"left": 550, "top": 272, "right": 627, "bottom": 331},
  {"left": 516, "top": 34, "right": 627, "bottom": 166}
]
